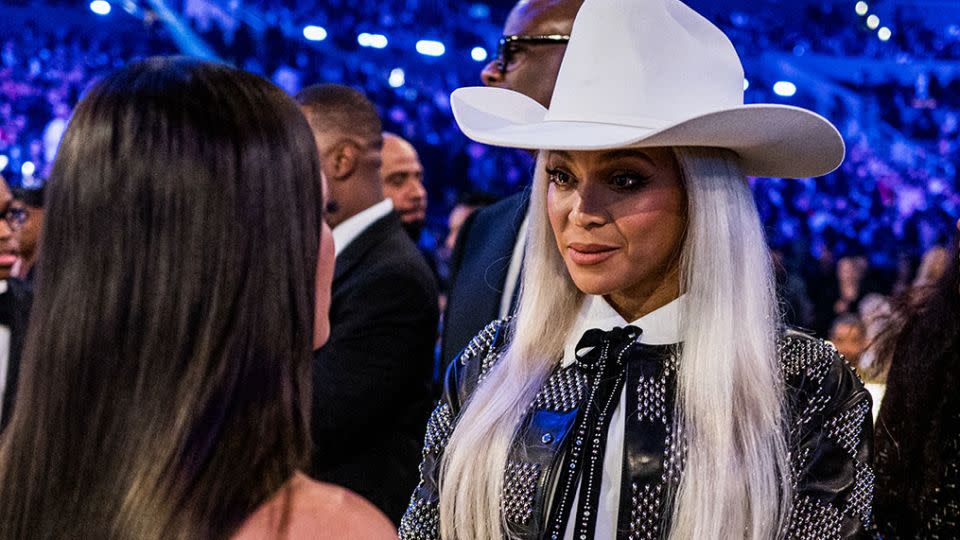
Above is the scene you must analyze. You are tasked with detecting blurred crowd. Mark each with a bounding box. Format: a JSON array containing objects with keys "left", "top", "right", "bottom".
[{"left": 0, "top": 0, "right": 957, "bottom": 341}]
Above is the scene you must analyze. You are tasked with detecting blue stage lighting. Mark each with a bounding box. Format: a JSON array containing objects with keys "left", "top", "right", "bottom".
[
  {"left": 866, "top": 14, "right": 880, "bottom": 30},
  {"left": 855, "top": 2, "right": 869, "bottom": 16},
  {"left": 389, "top": 68, "right": 405, "bottom": 88},
  {"left": 773, "top": 81, "right": 797, "bottom": 97},
  {"left": 0, "top": 155, "right": 7, "bottom": 172},
  {"left": 303, "top": 25, "right": 327, "bottom": 42},
  {"left": 743, "top": 78, "right": 750, "bottom": 91},
  {"left": 878, "top": 27, "right": 892, "bottom": 41},
  {"left": 21, "top": 161, "right": 35, "bottom": 177},
  {"left": 358, "top": 33, "right": 388, "bottom": 48},
  {"left": 416, "top": 40, "right": 446, "bottom": 57},
  {"left": 90, "top": 0, "right": 111, "bottom": 15},
  {"left": 471, "top": 47, "right": 488, "bottom": 62}
]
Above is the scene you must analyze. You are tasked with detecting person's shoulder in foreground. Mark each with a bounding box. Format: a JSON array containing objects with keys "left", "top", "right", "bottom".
[{"left": 233, "top": 472, "right": 398, "bottom": 539}]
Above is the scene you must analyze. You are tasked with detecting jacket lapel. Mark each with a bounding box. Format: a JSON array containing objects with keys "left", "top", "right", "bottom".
[{"left": 333, "top": 211, "right": 402, "bottom": 285}]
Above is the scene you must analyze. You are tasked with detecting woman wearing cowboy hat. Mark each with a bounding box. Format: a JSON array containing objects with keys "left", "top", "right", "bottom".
[{"left": 400, "top": 0, "right": 873, "bottom": 539}]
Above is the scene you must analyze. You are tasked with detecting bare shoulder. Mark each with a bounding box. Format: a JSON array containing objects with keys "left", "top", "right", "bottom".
[{"left": 233, "top": 473, "right": 397, "bottom": 540}]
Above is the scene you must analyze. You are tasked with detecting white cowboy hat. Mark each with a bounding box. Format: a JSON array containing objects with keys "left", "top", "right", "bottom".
[{"left": 451, "top": 0, "right": 845, "bottom": 179}]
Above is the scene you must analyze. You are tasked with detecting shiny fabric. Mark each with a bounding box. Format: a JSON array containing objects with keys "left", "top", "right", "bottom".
[{"left": 400, "top": 320, "right": 875, "bottom": 539}]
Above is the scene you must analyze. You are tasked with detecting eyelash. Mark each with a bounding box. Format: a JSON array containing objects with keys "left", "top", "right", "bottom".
[{"left": 546, "top": 167, "right": 650, "bottom": 191}]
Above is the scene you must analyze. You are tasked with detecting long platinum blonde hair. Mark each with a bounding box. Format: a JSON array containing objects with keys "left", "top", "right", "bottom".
[{"left": 439, "top": 147, "right": 791, "bottom": 539}]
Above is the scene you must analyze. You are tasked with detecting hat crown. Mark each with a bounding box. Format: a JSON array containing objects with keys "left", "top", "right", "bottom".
[{"left": 546, "top": 0, "right": 745, "bottom": 127}]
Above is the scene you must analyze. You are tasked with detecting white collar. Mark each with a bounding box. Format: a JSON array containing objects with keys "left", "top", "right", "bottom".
[
  {"left": 561, "top": 294, "right": 685, "bottom": 368},
  {"left": 332, "top": 198, "right": 393, "bottom": 257}
]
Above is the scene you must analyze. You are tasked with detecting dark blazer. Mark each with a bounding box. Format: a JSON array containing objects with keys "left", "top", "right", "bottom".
[
  {"left": 0, "top": 278, "right": 32, "bottom": 432},
  {"left": 441, "top": 190, "right": 528, "bottom": 369},
  {"left": 310, "top": 210, "right": 439, "bottom": 525}
]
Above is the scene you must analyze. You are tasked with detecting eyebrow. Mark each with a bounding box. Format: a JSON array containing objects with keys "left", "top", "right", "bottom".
[{"left": 548, "top": 149, "right": 657, "bottom": 166}]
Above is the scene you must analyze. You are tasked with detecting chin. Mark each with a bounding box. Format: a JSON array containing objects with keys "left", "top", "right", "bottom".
[{"left": 566, "top": 273, "right": 620, "bottom": 297}]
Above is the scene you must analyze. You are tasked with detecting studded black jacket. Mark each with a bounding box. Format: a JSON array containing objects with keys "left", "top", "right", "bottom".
[{"left": 399, "top": 319, "right": 875, "bottom": 539}]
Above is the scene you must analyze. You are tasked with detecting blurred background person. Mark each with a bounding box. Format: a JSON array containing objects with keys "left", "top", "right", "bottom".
[
  {"left": 828, "top": 313, "right": 868, "bottom": 368},
  {"left": 380, "top": 132, "right": 428, "bottom": 241},
  {"left": 0, "top": 57, "right": 395, "bottom": 539},
  {"left": 873, "top": 219, "right": 960, "bottom": 538},
  {"left": 442, "top": 192, "right": 498, "bottom": 259},
  {"left": 911, "top": 244, "right": 949, "bottom": 295},
  {"left": 10, "top": 186, "right": 43, "bottom": 283},
  {"left": 0, "top": 174, "right": 30, "bottom": 434},
  {"left": 298, "top": 84, "right": 439, "bottom": 525}
]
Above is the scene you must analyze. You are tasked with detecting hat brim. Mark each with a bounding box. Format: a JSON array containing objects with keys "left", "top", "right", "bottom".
[{"left": 451, "top": 86, "right": 845, "bottom": 179}]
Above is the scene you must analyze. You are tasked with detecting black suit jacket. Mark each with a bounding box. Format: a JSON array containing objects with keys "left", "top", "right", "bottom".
[
  {"left": 0, "top": 278, "right": 32, "bottom": 433},
  {"left": 310, "top": 211, "right": 439, "bottom": 525},
  {"left": 441, "top": 190, "right": 528, "bottom": 369}
]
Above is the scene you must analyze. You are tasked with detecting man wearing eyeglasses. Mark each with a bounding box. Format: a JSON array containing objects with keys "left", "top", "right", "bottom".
[
  {"left": 0, "top": 174, "right": 32, "bottom": 433},
  {"left": 440, "top": 0, "right": 583, "bottom": 371}
]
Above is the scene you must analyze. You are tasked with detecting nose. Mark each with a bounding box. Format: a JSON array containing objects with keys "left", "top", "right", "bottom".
[
  {"left": 411, "top": 180, "right": 427, "bottom": 204},
  {"left": 480, "top": 60, "right": 504, "bottom": 87},
  {"left": 570, "top": 185, "right": 608, "bottom": 229}
]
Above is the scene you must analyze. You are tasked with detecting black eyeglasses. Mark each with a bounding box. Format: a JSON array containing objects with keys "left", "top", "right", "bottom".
[
  {"left": 496, "top": 34, "right": 570, "bottom": 74},
  {"left": 0, "top": 205, "right": 27, "bottom": 231}
]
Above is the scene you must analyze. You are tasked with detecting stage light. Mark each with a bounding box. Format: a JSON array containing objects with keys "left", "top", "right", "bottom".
[
  {"left": 389, "top": 68, "right": 405, "bottom": 88},
  {"left": 303, "top": 25, "right": 327, "bottom": 42},
  {"left": 471, "top": 47, "right": 488, "bottom": 62},
  {"left": 416, "top": 40, "right": 446, "bottom": 57},
  {"left": 855, "top": 2, "right": 869, "bottom": 16},
  {"left": 0, "top": 155, "right": 7, "bottom": 172},
  {"left": 21, "top": 161, "right": 35, "bottom": 177},
  {"left": 866, "top": 14, "right": 880, "bottom": 30},
  {"left": 90, "top": 0, "right": 111, "bottom": 15},
  {"left": 878, "top": 27, "right": 892, "bottom": 41},
  {"left": 368, "top": 34, "right": 388, "bottom": 49},
  {"left": 743, "top": 78, "right": 750, "bottom": 91},
  {"left": 773, "top": 81, "right": 797, "bottom": 97},
  {"left": 358, "top": 33, "right": 387, "bottom": 48}
]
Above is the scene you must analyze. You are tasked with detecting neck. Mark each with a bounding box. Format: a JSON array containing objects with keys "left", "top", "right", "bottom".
[
  {"left": 606, "top": 267, "right": 681, "bottom": 322},
  {"left": 329, "top": 174, "right": 385, "bottom": 228}
]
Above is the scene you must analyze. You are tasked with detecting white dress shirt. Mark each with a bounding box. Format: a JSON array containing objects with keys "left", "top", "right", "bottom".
[
  {"left": 332, "top": 199, "right": 394, "bottom": 257},
  {"left": 561, "top": 294, "right": 685, "bottom": 540}
]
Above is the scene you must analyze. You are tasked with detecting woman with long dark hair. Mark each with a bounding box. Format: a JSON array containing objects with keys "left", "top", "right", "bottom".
[
  {"left": 0, "top": 57, "right": 396, "bottom": 539},
  {"left": 874, "top": 219, "right": 960, "bottom": 538}
]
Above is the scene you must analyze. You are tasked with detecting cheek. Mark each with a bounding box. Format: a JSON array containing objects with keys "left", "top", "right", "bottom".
[
  {"left": 546, "top": 186, "right": 568, "bottom": 245},
  {"left": 313, "top": 223, "right": 336, "bottom": 349}
]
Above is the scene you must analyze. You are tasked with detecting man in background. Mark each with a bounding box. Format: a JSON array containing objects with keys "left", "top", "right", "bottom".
[
  {"left": 380, "top": 132, "right": 428, "bottom": 241},
  {"left": 297, "top": 84, "right": 439, "bottom": 524},
  {"left": 0, "top": 175, "right": 32, "bottom": 432},
  {"left": 441, "top": 0, "right": 584, "bottom": 368},
  {"left": 11, "top": 186, "right": 43, "bottom": 283}
]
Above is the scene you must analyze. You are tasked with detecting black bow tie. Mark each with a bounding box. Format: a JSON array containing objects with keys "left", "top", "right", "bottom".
[{"left": 574, "top": 325, "right": 642, "bottom": 374}]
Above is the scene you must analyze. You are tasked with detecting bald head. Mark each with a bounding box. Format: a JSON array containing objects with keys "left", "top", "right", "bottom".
[
  {"left": 381, "top": 133, "right": 427, "bottom": 230},
  {"left": 481, "top": 0, "right": 584, "bottom": 107}
]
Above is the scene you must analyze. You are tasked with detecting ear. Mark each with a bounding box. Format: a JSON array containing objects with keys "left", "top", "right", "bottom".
[{"left": 328, "top": 140, "right": 360, "bottom": 181}]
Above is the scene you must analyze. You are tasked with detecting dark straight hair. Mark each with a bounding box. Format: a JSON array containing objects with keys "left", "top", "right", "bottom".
[
  {"left": 874, "top": 236, "right": 960, "bottom": 536},
  {"left": 0, "top": 57, "right": 323, "bottom": 539}
]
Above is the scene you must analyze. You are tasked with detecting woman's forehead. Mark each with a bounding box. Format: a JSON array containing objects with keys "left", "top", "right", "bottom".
[{"left": 545, "top": 147, "right": 673, "bottom": 164}]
